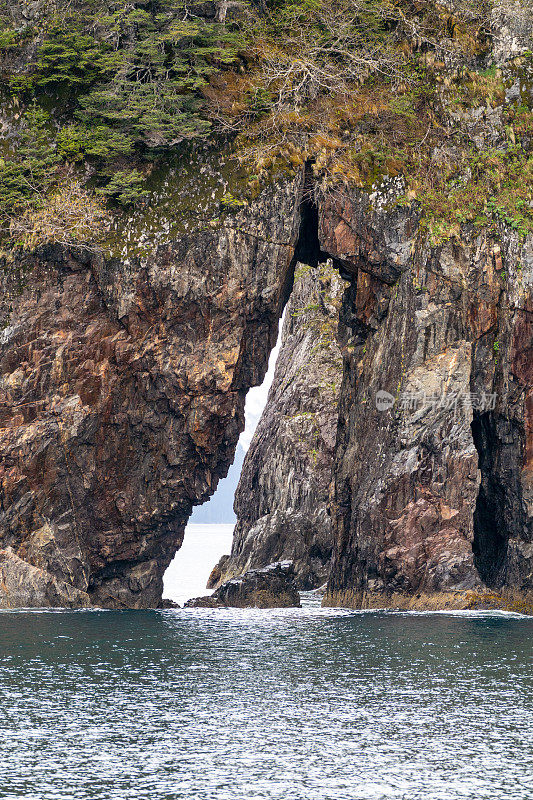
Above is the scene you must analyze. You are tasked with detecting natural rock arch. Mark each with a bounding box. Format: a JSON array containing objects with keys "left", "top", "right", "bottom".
[{"left": 0, "top": 169, "right": 532, "bottom": 612}]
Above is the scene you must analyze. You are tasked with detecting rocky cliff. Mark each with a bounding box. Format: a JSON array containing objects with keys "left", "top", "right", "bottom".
[
  {"left": 319, "top": 185, "right": 533, "bottom": 612},
  {"left": 0, "top": 178, "right": 303, "bottom": 608},
  {"left": 209, "top": 260, "right": 345, "bottom": 590},
  {"left": 0, "top": 0, "right": 532, "bottom": 611},
  {"left": 210, "top": 177, "right": 533, "bottom": 613}
]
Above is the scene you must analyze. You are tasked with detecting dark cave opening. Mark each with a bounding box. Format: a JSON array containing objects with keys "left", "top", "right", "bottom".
[
  {"left": 293, "top": 190, "right": 328, "bottom": 270},
  {"left": 471, "top": 412, "right": 524, "bottom": 588}
]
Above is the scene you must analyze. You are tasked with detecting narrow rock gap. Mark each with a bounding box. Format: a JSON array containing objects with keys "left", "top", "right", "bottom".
[
  {"left": 164, "top": 175, "right": 347, "bottom": 603},
  {"left": 163, "top": 310, "right": 285, "bottom": 604},
  {"left": 293, "top": 191, "right": 324, "bottom": 269},
  {"left": 471, "top": 411, "right": 524, "bottom": 589},
  {"left": 203, "top": 185, "right": 355, "bottom": 594}
]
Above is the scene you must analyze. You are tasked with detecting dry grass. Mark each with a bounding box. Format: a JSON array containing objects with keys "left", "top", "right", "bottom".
[{"left": 10, "top": 180, "right": 110, "bottom": 251}]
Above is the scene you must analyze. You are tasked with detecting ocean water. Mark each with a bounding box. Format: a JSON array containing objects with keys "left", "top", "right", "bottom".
[
  {"left": 0, "top": 526, "right": 532, "bottom": 800},
  {"left": 163, "top": 523, "right": 235, "bottom": 606}
]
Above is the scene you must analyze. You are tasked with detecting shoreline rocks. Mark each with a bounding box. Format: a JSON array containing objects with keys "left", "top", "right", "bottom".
[{"left": 186, "top": 561, "right": 301, "bottom": 609}]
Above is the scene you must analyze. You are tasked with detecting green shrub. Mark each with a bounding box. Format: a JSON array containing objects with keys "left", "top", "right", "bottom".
[
  {"left": 96, "top": 169, "right": 149, "bottom": 206},
  {"left": 35, "top": 20, "right": 116, "bottom": 100},
  {"left": 0, "top": 106, "right": 59, "bottom": 220},
  {"left": 0, "top": 0, "right": 248, "bottom": 230}
]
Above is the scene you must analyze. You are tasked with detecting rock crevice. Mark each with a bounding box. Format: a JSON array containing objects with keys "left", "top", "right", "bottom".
[{"left": 209, "top": 259, "right": 345, "bottom": 590}]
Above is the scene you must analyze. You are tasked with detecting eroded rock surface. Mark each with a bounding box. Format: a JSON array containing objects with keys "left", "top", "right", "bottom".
[
  {"left": 0, "top": 547, "right": 90, "bottom": 608},
  {"left": 0, "top": 2, "right": 532, "bottom": 614},
  {"left": 187, "top": 561, "right": 301, "bottom": 608},
  {"left": 209, "top": 261, "right": 344, "bottom": 590},
  {"left": 319, "top": 184, "right": 533, "bottom": 612},
  {"left": 2, "top": 171, "right": 532, "bottom": 612},
  {"left": 2, "top": 179, "right": 532, "bottom": 611},
  {"left": 0, "top": 179, "right": 303, "bottom": 608}
]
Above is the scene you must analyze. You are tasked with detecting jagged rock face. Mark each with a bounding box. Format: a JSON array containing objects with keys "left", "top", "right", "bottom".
[
  {"left": 187, "top": 561, "right": 301, "bottom": 608},
  {"left": 318, "top": 185, "right": 533, "bottom": 610},
  {"left": 209, "top": 261, "right": 345, "bottom": 590},
  {"left": 1, "top": 174, "right": 532, "bottom": 611},
  {"left": 0, "top": 180, "right": 302, "bottom": 608},
  {"left": 1, "top": 0, "right": 532, "bottom": 613},
  {"left": 492, "top": 1, "right": 533, "bottom": 64},
  {"left": 2, "top": 174, "right": 532, "bottom": 611}
]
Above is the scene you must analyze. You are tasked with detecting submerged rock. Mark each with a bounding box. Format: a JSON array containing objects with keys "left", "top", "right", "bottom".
[{"left": 186, "top": 561, "right": 301, "bottom": 608}]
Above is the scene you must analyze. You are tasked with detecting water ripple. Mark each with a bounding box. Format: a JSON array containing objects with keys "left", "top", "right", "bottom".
[{"left": 0, "top": 603, "right": 531, "bottom": 800}]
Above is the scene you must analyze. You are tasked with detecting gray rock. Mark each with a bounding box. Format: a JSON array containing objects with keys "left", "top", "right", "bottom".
[
  {"left": 209, "top": 262, "right": 345, "bottom": 590},
  {"left": 159, "top": 598, "right": 181, "bottom": 609},
  {"left": 0, "top": 548, "right": 91, "bottom": 608},
  {"left": 492, "top": 1, "right": 533, "bottom": 64},
  {"left": 319, "top": 182, "right": 533, "bottom": 612},
  {"left": 186, "top": 561, "right": 301, "bottom": 608}
]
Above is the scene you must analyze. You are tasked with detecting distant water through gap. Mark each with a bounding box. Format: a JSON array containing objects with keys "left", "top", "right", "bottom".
[{"left": 163, "top": 523, "right": 235, "bottom": 606}]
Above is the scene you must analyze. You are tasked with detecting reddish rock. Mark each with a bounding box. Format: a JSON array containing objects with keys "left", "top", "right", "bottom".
[
  {"left": 0, "top": 180, "right": 303, "bottom": 608},
  {"left": 319, "top": 184, "right": 533, "bottom": 611}
]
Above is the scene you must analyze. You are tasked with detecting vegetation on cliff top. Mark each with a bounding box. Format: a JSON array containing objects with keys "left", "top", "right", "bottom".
[
  {"left": 222, "top": 0, "right": 532, "bottom": 244},
  {"left": 0, "top": 0, "right": 531, "bottom": 250},
  {"left": 0, "top": 0, "right": 245, "bottom": 246}
]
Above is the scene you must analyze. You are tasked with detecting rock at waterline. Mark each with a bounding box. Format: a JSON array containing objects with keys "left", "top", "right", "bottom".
[
  {"left": 159, "top": 598, "right": 181, "bottom": 609},
  {"left": 0, "top": 547, "right": 91, "bottom": 609},
  {"left": 185, "top": 561, "right": 301, "bottom": 608}
]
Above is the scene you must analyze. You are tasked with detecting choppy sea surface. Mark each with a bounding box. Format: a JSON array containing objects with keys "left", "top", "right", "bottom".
[{"left": 0, "top": 525, "right": 531, "bottom": 800}]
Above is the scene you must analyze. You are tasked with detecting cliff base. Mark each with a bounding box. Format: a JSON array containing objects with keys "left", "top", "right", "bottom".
[{"left": 187, "top": 561, "right": 301, "bottom": 609}]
